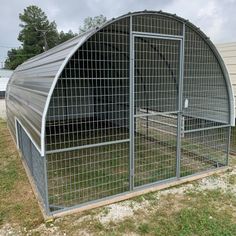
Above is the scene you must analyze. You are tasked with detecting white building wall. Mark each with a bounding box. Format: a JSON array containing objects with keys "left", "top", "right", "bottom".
[
  {"left": 217, "top": 42, "right": 236, "bottom": 117},
  {"left": 0, "top": 77, "right": 10, "bottom": 91}
]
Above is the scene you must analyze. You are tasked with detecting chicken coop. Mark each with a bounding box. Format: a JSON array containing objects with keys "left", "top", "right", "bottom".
[{"left": 6, "top": 11, "right": 234, "bottom": 216}]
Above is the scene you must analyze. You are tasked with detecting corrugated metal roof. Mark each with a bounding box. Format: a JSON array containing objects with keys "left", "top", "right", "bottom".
[{"left": 217, "top": 42, "right": 236, "bottom": 116}]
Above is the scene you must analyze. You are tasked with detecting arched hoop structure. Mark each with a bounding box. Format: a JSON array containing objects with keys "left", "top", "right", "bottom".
[{"left": 6, "top": 11, "right": 235, "bottom": 215}]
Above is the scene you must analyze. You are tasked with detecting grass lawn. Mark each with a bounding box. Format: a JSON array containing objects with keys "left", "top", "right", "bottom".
[
  {"left": 0, "top": 118, "right": 236, "bottom": 235},
  {"left": 0, "top": 119, "right": 43, "bottom": 229}
]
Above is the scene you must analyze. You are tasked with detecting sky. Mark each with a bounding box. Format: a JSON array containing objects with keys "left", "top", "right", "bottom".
[{"left": 1, "top": 0, "right": 236, "bottom": 67}]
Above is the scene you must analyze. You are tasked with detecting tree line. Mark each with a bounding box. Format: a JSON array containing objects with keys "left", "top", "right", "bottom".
[{"left": 5, "top": 5, "right": 106, "bottom": 70}]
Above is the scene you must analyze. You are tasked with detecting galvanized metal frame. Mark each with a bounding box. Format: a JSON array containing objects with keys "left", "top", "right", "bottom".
[
  {"left": 129, "top": 15, "right": 135, "bottom": 191},
  {"left": 131, "top": 31, "right": 183, "bottom": 187},
  {"left": 39, "top": 11, "right": 235, "bottom": 158},
  {"left": 176, "top": 23, "right": 185, "bottom": 178},
  {"left": 15, "top": 117, "right": 41, "bottom": 154},
  {"left": 226, "top": 126, "right": 231, "bottom": 165},
  {"left": 46, "top": 139, "right": 130, "bottom": 154},
  {"left": 6, "top": 11, "right": 234, "bottom": 216}
]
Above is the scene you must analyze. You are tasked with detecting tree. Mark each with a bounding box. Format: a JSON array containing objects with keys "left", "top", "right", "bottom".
[
  {"left": 18, "top": 5, "right": 59, "bottom": 53},
  {"left": 5, "top": 5, "right": 60, "bottom": 69},
  {"left": 4, "top": 48, "right": 32, "bottom": 70},
  {"left": 79, "top": 15, "right": 107, "bottom": 33},
  {"left": 58, "top": 30, "right": 77, "bottom": 44},
  {"left": 4, "top": 5, "right": 106, "bottom": 70}
]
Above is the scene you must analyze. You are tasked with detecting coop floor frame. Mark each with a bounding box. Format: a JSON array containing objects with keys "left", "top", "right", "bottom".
[{"left": 13, "top": 16, "right": 232, "bottom": 216}]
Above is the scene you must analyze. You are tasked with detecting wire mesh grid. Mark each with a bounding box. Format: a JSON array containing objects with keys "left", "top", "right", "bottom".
[
  {"left": 45, "top": 18, "right": 131, "bottom": 210},
  {"left": 230, "top": 126, "right": 236, "bottom": 154},
  {"left": 180, "top": 25, "right": 230, "bottom": 175},
  {"left": 47, "top": 143, "right": 129, "bottom": 209},
  {"left": 134, "top": 115, "right": 177, "bottom": 187},
  {"left": 183, "top": 26, "right": 230, "bottom": 126},
  {"left": 180, "top": 127, "right": 229, "bottom": 177},
  {"left": 46, "top": 18, "right": 130, "bottom": 151},
  {"left": 13, "top": 14, "right": 231, "bottom": 214},
  {"left": 134, "top": 37, "right": 180, "bottom": 114},
  {"left": 133, "top": 36, "right": 180, "bottom": 186},
  {"left": 17, "top": 122, "right": 47, "bottom": 206},
  {"left": 132, "top": 14, "right": 183, "bottom": 35}
]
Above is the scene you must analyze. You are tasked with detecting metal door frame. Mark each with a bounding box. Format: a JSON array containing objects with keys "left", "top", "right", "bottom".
[{"left": 129, "top": 28, "right": 184, "bottom": 191}]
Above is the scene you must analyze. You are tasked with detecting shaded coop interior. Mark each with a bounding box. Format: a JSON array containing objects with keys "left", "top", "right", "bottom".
[{"left": 6, "top": 11, "right": 233, "bottom": 214}]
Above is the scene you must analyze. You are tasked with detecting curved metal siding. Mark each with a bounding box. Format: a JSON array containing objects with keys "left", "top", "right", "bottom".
[
  {"left": 5, "top": 30, "right": 95, "bottom": 150},
  {"left": 5, "top": 10, "right": 235, "bottom": 155}
]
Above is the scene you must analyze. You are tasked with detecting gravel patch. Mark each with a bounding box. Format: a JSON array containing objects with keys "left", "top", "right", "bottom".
[
  {"left": 98, "top": 200, "right": 150, "bottom": 224},
  {"left": 98, "top": 203, "right": 134, "bottom": 224},
  {"left": 27, "top": 223, "right": 65, "bottom": 236},
  {"left": 71, "top": 215, "right": 93, "bottom": 225},
  {"left": 0, "top": 224, "right": 21, "bottom": 236},
  {"left": 198, "top": 176, "right": 236, "bottom": 195},
  {"left": 158, "top": 184, "right": 194, "bottom": 196},
  {"left": 198, "top": 177, "right": 228, "bottom": 191}
]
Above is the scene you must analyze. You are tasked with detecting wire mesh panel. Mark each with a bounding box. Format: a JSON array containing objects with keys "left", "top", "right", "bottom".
[
  {"left": 132, "top": 14, "right": 183, "bottom": 36},
  {"left": 133, "top": 36, "right": 180, "bottom": 187},
  {"left": 46, "top": 18, "right": 130, "bottom": 151},
  {"left": 134, "top": 114, "right": 177, "bottom": 186},
  {"left": 37, "top": 13, "right": 232, "bottom": 214},
  {"left": 134, "top": 37, "right": 180, "bottom": 114},
  {"left": 17, "top": 122, "right": 47, "bottom": 206},
  {"left": 181, "top": 25, "right": 230, "bottom": 175},
  {"left": 183, "top": 26, "right": 230, "bottom": 124},
  {"left": 230, "top": 126, "right": 236, "bottom": 154},
  {"left": 45, "top": 18, "right": 130, "bottom": 210},
  {"left": 47, "top": 142, "right": 129, "bottom": 209},
  {"left": 181, "top": 127, "right": 229, "bottom": 177}
]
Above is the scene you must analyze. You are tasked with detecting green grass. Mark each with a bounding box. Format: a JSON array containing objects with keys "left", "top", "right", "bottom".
[
  {"left": 1, "top": 117, "right": 236, "bottom": 235},
  {"left": 0, "top": 119, "right": 43, "bottom": 229},
  {"left": 153, "top": 205, "right": 236, "bottom": 236}
]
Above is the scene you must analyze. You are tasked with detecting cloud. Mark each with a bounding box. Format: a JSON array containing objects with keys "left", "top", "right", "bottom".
[{"left": 0, "top": 0, "right": 236, "bottom": 66}]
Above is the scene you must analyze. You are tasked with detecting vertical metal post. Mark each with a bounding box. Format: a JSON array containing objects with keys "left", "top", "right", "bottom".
[
  {"left": 226, "top": 126, "right": 231, "bottom": 166},
  {"left": 43, "top": 131, "right": 50, "bottom": 215},
  {"left": 146, "top": 108, "right": 149, "bottom": 137},
  {"left": 129, "top": 16, "right": 135, "bottom": 190},
  {"left": 43, "top": 154, "right": 50, "bottom": 215},
  {"left": 176, "top": 23, "right": 185, "bottom": 179},
  {"left": 15, "top": 118, "right": 19, "bottom": 149}
]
